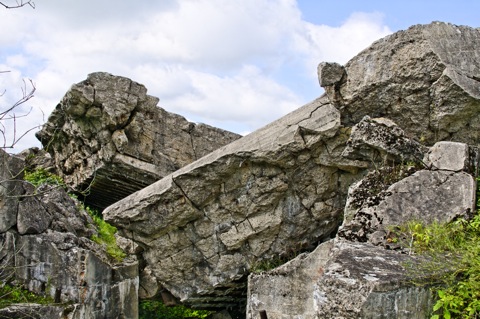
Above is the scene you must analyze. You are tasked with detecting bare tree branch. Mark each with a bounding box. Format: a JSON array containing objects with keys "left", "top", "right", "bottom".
[
  {"left": 0, "top": 79, "right": 38, "bottom": 149},
  {"left": 0, "top": 0, "right": 35, "bottom": 9}
]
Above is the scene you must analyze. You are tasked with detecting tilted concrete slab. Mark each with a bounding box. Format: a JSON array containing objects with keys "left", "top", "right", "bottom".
[{"left": 104, "top": 96, "right": 367, "bottom": 309}]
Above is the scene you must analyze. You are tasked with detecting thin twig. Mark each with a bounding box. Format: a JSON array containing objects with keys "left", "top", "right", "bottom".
[
  {"left": 0, "top": 79, "right": 37, "bottom": 149},
  {"left": 0, "top": 0, "right": 35, "bottom": 9}
]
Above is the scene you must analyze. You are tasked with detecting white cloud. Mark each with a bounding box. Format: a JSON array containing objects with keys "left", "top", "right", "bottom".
[
  {"left": 293, "top": 12, "right": 392, "bottom": 76},
  {"left": 0, "top": 0, "right": 392, "bottom": 152}
]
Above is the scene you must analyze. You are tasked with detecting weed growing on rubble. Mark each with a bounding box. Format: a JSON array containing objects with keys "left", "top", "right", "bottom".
[
  {"left": 70, "top": 194, "right": 126, "bottom": 262},
  {"left": 250, "top": 255, "right": 289, "bottom": 273},
  {"left": 23, "top": 169, "right": 125, "bottom": 261},
  {"left": 139, "top": 300, "right": 212, "bottom": 319},
  {"left": 0, "top": 283, "right": 54, "bottom": 308},
  {"left": 23, "top": 168, "right": 65, "bottom": 189},
  {"left": 392, "top": 177, "right": 480, "bottom": 319}
]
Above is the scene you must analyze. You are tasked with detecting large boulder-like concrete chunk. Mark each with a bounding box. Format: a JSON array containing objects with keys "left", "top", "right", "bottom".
[
  {"left": 340, "top": 142, "right": 476, "bottom": 243},
  {"left": 0, "top": 150, "right": 139, "bottom": 319},
  {"left": 104, "top": 97, "right": 366, "bottom": 308},
  {"left": 321, "top": 22, "right": 480, "bottom": 145},
  {"left": 36, "top": 72, "right": 241, "bottom": 209},
  {"left": 247, "top": 239, "right": 433, "bottom": 319}
]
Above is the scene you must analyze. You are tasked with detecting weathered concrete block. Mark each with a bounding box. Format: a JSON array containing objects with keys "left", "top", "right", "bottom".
[
  {"left": 36, "top": 72, "right": 241, "bottom": 210},
  {"left": 342, "top": 116, "right": 428, "bottom": 163},
  {"left": 8, "top": 231, "right": 139, "bottom": 319},
  {"left": 17, "top": 195, "right": 52, "bottom": 235},
  {"left": 104, "top": 98, "right": 366, "bottom": 308},
  {"left": 329, "top": 22, "right": 480, "bottom": 145},
  {"left": 0, "top": 149, "right": 24, "bottom": 233},
  {"left": 317, "top": 62, "right": 345, "bottom": 87},
  {"left": 426, "top": 141, "right": 470, "bottom": 171},
  {"left": 247, "top": 239, "right": 434, "bottom": 319},
  {"left": 340, "top": 169, "right": 476, "bottom": 243},
  {"left": 0, "top": 149, "right": 139, "bottom": 319}
]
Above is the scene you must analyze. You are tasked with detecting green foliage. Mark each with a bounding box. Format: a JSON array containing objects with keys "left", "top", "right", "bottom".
[
  {"left": 139, "top": 300, "right": 212, "bottom": 319},
  {"left": 23, "top": 168, "right": 65, "bottom": 188},
  {"left": 396, "top": 177, "right": 480, "bottom": 319},
  {"left": 0, "top": 283, "right": 54, "bottom": 308},
  {"left": 23, "top": 172, "right": 126, "bottom": 261},
  {"left": 83, "top": 204, "right": 126, "bottom": 262}
]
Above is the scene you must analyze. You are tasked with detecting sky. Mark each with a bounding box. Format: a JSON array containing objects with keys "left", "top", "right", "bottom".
[{"left": 1, "top": 0, "right": 479, "bottom": 152}]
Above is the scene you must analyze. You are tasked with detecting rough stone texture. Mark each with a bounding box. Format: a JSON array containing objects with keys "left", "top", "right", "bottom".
[
  {"left": 36, "top": 72, "right": 241, "bottom": 210},
  {"left": 8, "top": 21, "right": 475, "bottom": 317},
  {"left": 342, "top": 116, "right": 428, "bottom": 163},
  {"left": 17, "top": 147, "right": 55, "bottom": 173},
  {"left": 247, "top": 239, "right": 433, "bottom": 319},
  {"left": 340, "top": 142, "right": 476, "bottom": 243},
  {"left": 0, "top": 216, "right": 138, "bottom": 319},
  {"left": 321, "top": 22, "right": 480, "bottom": 146},
  {"left": 425, "top": 141, "right": 470, "bottom": 171},
  {"left": 245, "top": 22, "right": 480, "bottom": 318},
  {"left": 0, "top": 152, "right": 139, "bottom": 319},
  {"left": 102, "top": 22, "right": 480, "bottom": 313},
  {"left": 246, "top": 140, "right": 476, "bottom": 318},
  {"left": 0, "top": 304, "right": 70, "bottom": 319},
  {"left": 247, "top": 240, "right": 334, "bottom": 319},
  {"left": 104, "top": 98, "right": 367, "bottom": 309},
  {"left": 0, "top": 149, "right": 24, "bottom": 233},
  {"left": 317, "top": 62, "right": 345, "bottom": 87},
  {"left": 17, "top": 193, "right": 53, "bottom": 235}
]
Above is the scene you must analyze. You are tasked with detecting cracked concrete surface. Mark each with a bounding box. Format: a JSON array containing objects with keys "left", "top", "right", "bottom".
[
  {"left": 327, "top": 22, "right": 480, "bottom": 146},
  {"left": 34, "top": 21, "right": 480, "bottom": 315},
  {"left": 103, "top": 97, "right": 364, "bottom": 308},
  {"left": 36, "top": 72, "right": 241, "bottom": 210}
]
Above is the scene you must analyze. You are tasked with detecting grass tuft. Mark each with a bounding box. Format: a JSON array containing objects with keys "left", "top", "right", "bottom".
[{"left": 391, "top": 177, "right": 480, "bottom": 319}]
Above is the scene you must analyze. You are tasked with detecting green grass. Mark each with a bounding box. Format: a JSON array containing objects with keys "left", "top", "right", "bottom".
[
  {"left": 23, "top": 168, "right": 65, "bottom": 189},
  {"left": 0, "top": 283, "right": 54, "bottom": 309},
  {"left": 24, "top": 169, "right": 126, "bottom": 262},
  {"left": 139, "top": 300, "right": 212, "bottom": 319},
  {"left": 71, "top": 196, "right": 126, "bottom": 262},
  {"left": 89, "top": 209, "right": 126, "bottom": 262},
  {"left": 392, "top": 177, "right": 480, "bottom": 319}
]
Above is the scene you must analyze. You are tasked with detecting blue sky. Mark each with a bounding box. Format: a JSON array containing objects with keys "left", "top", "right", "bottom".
[
  {"left": 299, "top": 1, "right": 480, "bottom": 30},
  {"left": 1, "top": 0, "right": 479, "bottom": 151}
]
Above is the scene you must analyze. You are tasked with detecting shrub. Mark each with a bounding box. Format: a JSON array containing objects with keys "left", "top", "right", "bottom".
[
  {"left": 23, "top": 168, "right": 65, "bottom": 189},
  {"left": 0, "top": 283, "right": 54, "bottom": 308},
  {"left": 23, "top": 169, "right": 125, "bottom": 261},
  {"left": 139, "top": 300, "right": 212, "bottom": 319},
  {"left": 394, "top": 177, "right": 480, "bottom": 319}
]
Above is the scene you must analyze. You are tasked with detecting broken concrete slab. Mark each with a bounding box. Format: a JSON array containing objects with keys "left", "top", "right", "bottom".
[
  {"left": 247, "top": 239, "right": 434, "bottom": 319},
  {"left": 36, "top": 72, "right": 241, "bottom": 210},
  {"left": 104, "top": 97, "right": 367, "bottom": 308},
  {"left": 340, "top": 141, "right": 477, "bottom": 244},
  {"left": 339, "top": 168, "right": 476, "bottom": 243},
  {"left": 342, "top": 116, "right": 428, "bottom": 163},
  {"left": 321, "top": 22, "right": 480, "bottom": 146}
]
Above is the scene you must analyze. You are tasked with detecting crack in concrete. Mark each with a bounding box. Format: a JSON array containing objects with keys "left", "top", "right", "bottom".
[
  {"left": 171, "top": 176, "right": 202, "bottom": 212},
  {"left": 186, "top": 124, "right": 199, "bottom": 160}
]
